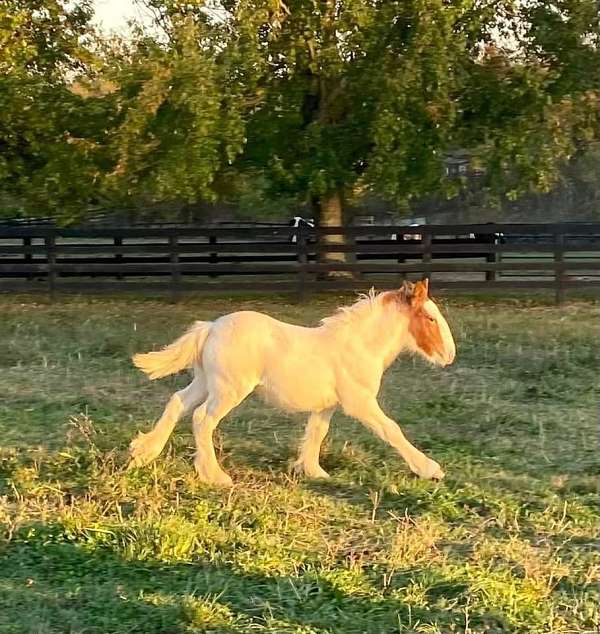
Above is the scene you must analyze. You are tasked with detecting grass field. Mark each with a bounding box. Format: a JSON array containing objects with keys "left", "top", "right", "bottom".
[{"left": 0, "top": 294, "right": 598, "bottom": 634}]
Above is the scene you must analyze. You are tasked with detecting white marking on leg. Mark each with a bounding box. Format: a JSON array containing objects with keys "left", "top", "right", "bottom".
[
  {"left": 342, "top": 395, "right": 444, "bottom": 480},
  {"left": 294, "top": 408, "right": 335, "bottom": 478},
  {"left": 192, "top": 385, "right": 253, "bottom": 486},
  {"left": 129, "top": 376, "right": 206, "bottom": 467}
]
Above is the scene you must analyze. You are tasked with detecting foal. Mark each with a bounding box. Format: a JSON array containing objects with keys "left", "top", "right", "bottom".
[{"left": 129, "top": 280, "right": 456, "bottom": 486}]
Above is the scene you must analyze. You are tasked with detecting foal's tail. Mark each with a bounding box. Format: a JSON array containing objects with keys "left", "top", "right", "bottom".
[{"left": 132, "top": 321, "right": 212, "bottom": 380}]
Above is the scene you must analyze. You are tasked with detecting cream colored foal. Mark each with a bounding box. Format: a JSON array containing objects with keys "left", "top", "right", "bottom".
[{"left": 129, "top": 280, "right": 456, "bottom": 486}]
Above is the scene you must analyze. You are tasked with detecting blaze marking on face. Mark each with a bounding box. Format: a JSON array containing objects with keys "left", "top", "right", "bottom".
[
  {"left": 408, "top": 305, "right": 445, "bottom": 359},
  {"left": 389, "top": 280, "right": 456, "bottom": 366}
]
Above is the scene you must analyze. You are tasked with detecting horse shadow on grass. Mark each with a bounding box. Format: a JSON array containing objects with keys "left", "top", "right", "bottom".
[{"left": 0, "top": 522, "right": 513, "bottom": 634}]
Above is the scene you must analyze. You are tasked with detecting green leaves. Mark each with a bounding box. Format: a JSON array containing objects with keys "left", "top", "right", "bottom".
[
  {"left": 0, "top": 0, "right": 104, "bottom": 221},
  {"left": 0, "top": 0, "right": 94, "bottom": 77},
  {"left": 1, "top": 0, "right": 598, "bottom": 221},
  {"left": 104, "top": 11, "right": 256, "bottom": 205}
]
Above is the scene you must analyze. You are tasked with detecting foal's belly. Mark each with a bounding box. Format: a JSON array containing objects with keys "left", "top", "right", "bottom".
[
  {"left": 256, "top": 385, "right": 338, "bottom": 413},
  {"left": 256, "top": 363, "right": 338, "bottom": 413}
]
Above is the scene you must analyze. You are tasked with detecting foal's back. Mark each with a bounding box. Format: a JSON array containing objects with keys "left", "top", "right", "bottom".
[{"left": 204, "top": 310, "right": 339, "bottom": 413}]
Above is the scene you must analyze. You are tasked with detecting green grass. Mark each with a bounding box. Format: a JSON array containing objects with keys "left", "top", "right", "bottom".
[{"left": 0, "top": 294, "right": 598, "bottom": 634}]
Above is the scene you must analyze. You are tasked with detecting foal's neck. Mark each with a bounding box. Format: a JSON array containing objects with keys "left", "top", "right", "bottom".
[
  {"left": 322, "top": 296, "right": 409, "bottom": 367},
  {"left": 364, "top": 302, "right": 409, "bottom": 367}
]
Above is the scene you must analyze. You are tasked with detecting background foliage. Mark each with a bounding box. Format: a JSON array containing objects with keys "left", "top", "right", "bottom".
[{"left": 0, "top": 0, "right": 599, "bottom": 223}]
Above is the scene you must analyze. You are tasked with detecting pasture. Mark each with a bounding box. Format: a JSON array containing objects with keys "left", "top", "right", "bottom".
[{"left": 0, "top": 294, "right": 598, "bottom": 634}]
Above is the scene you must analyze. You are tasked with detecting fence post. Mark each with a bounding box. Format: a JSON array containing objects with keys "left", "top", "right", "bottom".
[
  {"left": 422, "top": 231, "right": 432, "bottom": 285},
  {"left": 23, "top": 236, "right": 33, "bottom": 281},
  {"left": 45, "top": 231, "right": 56, "bottom": 301},
  {"left": 554, "top": 231, "right": 565, "bottom": 304},
  {"left": 114, "top": 236, "right": 123, "bottom": 280},
  {"left": 394, "top": 232, "right": 407, "bottom": 281},
  {"left": 297, "top": 224, "right": 308, "bottom": 300},
  {"left": 485, "top": 235, "right": 497, "bottom": 282},
  {"left": 209, "top": 234, "right": 218, "bottom": 278},
  {"left": 169, "top": 234, "right": 180, "bottom": 301}
]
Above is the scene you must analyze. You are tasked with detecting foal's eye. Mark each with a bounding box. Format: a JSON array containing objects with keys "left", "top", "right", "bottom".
[{"left": 426, "top": 315, "right": 436, "bottom": 323}]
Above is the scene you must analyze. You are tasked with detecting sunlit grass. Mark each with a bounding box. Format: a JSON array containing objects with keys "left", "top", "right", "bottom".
[{"left": 0, "top": 294, "right": 598, "bottom": 633}]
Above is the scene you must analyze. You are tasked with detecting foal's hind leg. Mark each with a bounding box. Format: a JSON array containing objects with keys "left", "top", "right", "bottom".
[
  {"left": 294, "top": 407, "right": 335, "bottom": 479},
  {"left": 129, "top": 375, "right": 206, "bottom": 468},
  {"left": 192, "top": 385, "right": 253, "bottom": 487}
]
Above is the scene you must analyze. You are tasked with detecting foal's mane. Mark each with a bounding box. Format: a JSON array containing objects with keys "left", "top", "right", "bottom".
[{"left": 319, "top": 288, "right": 385, "bottom": 329}]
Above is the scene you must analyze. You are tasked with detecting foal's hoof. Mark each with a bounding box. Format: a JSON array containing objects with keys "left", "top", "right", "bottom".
[
  {"left": 430, "top": 466, "right": 445, "bottom": 481},
  {"left": 128, "top": 432, "right": 162, "bottom": 469},
  {"left": 292, "top": 461, "right": 330, "bottom": 479},
  {"left": 203, "top": 472, "right": 234, "bottom": 488},
  {"left": 306, "top": 467, "right": 331, "bottom": 480},
  {"left": 412, "top": 458, "right": 445, "bottom": 481},
  {"left": 194, "top": 461, "right": 234, "bottom": 488}
]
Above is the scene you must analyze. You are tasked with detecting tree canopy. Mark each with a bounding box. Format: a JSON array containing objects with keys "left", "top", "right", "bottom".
[
  {"left": 0, "top": 1, "right": 116, "bottom": 220},
  {"left": 0, "top": 0, "right": 599, "bottom": 224}
]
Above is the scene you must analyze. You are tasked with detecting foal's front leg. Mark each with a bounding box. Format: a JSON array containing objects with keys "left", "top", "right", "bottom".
[
  {"left": 342, "top": 395, "right": 444, "bottom": 480},
  {"left": 294, "top": 407, "right": 335, "bottom": 479}
]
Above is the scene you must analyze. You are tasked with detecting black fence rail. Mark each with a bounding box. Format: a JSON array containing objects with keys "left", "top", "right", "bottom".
[{"left": 1, "top": 223, "right": 599, "bottom": 302}]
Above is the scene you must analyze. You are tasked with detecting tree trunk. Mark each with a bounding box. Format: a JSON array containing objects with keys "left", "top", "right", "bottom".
[
  {"left": 314, "top": 189, "right": 353, "bottom": 278},
  {"left": 302, "top": 2, "right": 352, "bottom": 278}
]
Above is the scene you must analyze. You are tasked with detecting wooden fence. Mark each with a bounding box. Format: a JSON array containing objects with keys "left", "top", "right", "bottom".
[{"left": 1, "top": 223, "right": 599, "bottom": 302}]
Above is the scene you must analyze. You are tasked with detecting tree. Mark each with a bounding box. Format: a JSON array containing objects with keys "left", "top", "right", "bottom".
[
  {"left": 107, "top": 1, "right": 599, "bottom": 250},
  {"left": 0, "top": 0, "right": 110, "bottom": 222}
]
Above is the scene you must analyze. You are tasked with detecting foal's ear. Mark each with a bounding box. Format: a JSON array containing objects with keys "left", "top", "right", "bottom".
[
  {"left": 413, "top": 279, "right": 429, "bottom": 305},
  {"left": 397, "top": 280, "right": 428, "bottom": 307},
  {"left": 397, "top": 281, "right": 415, "bottom": 305}
]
